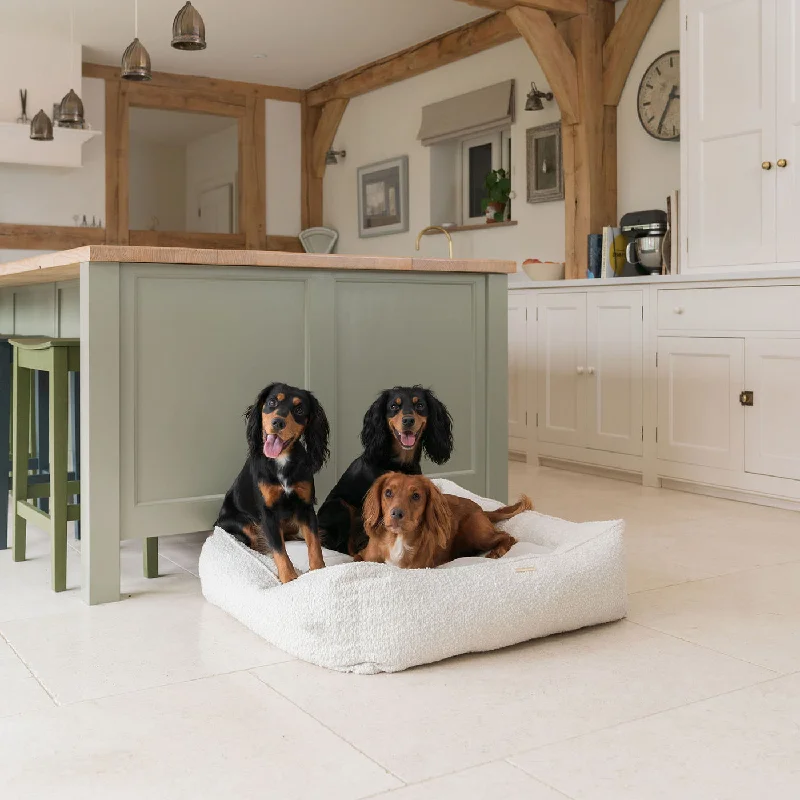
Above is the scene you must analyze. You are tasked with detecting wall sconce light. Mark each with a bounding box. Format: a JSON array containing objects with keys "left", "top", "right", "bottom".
[
  {"left": 525, "top": 82, "right": 554, "bottom": 111},
  {"left": 325, "top": 149, "right": 346, "bottom": 166}
]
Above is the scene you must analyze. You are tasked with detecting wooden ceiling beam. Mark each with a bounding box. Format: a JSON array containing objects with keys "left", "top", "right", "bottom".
[
  {"left": 305, "top": 13, "right": 519, "bottom": 107},
  {"left": 310, "top": 99, "right": 350, "bottom": 180},
  {"left": 602, "top": 0, "right": 666, "bottom": 106},
  {"left": 506, "top": 5, "right": 580, "bottom": 124},
  {"left": 82, "top": 62, "right": 303, "bottom": 104},
  {"left": 453, "top": 0, "right": 587, "bottom": 19}
]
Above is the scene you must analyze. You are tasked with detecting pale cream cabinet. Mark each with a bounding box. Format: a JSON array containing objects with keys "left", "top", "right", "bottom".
[
  {"left": 510, "top": 275, "right": 800, "bottom": 508},
  {"left": 682, "top": 0, "right": 800, "bottom": 271}
]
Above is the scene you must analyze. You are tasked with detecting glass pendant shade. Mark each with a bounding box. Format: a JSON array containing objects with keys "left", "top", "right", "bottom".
[
  {"left": 58, "top": 89, "right": 85, "bottom": 127},
  {"left": 30, "top": 109, "right": 54, "bottom": 141},
  {"left": 171, "top": 2, "right": 206, "bottom": 50},
  {"left": 121, "top": 37, "right": 152, "bottom": 81}
]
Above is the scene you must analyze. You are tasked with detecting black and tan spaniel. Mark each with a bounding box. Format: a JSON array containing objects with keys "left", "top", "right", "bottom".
[{"left": 215, "top": 382, "right": 330, "bottom": 583}]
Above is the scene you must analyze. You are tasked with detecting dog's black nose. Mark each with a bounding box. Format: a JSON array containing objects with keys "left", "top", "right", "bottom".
[
  {"left": 402, "top": 415, "right": 415, "bottom": 429},
  {"left": 271, "top": 417, "right": 286, "bottom": 431},
  {"left": 390, "top": 507, "right": 404, "bottom": 520}
]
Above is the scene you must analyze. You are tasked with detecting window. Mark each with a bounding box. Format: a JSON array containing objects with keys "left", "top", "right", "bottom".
[{"left": 460, "top": 128, "right": 511, "bottom": 225}]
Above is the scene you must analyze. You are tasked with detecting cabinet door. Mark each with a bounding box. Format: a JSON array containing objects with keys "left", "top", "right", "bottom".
[
  {"left": 537, "top": 293, "right": 587, "bottom": 447},
  {"left": 507, "top": 295, "right": 528, "bottom": 440},
  {"left": 685, "top": 0, "right": 776, "bottom": 268},
  {"left": 657, "top": 337, "right": 744, "bottom": 469},
  {"left": 777, "top": 1, "right": 800, "bottom": 261},
  {"left": 744, "top": 339, "right": 800, "bottom": 480},
  {"left": 586, "top": 291, "right": 643, "bottom": 456}
]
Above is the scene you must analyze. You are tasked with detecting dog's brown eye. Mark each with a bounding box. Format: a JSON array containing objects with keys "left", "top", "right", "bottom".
[
  {"left": 384, "top": 489, "right": 393, "bottom": 498},
  {"left": 411, "top": 492, "right": 421, "bottom": 501},
  {"left": 267, "top": 398, "right": 277, "bottom": 408},
  {"left": 295, "top": 406, "right": 304, "bottom": 416}
]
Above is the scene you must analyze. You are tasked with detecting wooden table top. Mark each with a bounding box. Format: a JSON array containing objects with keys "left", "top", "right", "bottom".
[{"left": 0, "top": 246, "right": 517, "bottom": 287}]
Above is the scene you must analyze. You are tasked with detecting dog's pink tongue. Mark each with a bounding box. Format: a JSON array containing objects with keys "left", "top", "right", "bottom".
[
  {"left": 400, "top": 431, "right": 416, "bottom": 448},
  {"left": 263, "top": 435, "right": 284, "bottom": 458}
]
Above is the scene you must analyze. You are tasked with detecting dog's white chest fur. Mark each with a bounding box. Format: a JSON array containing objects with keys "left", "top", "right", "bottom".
[{"left": 388, "top": 535, "right": 409, "bottom": 566}]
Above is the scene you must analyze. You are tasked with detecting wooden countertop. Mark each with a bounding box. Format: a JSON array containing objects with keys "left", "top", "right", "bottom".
[{"left": 0, "top": 245, "right": 516, "bottom": 287}]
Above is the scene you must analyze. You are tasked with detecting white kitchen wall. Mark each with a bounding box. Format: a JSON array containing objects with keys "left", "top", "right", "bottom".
[
  {"left": 185, "top": 124, "right": 239, "bottom": 231},
  {"left": 266, "top": 100, "right": 302, "bottom": 237},
  {"left": 324, "top": 1, "right": 679, "bottom": 263},
  {"left": 129, "top": 140, "right": 187, "bottom": 231},
  {"left": 323, "top": 38, "right": 563, "bottom": 263},
  {"left": 617, "top": 0, "right": 680, "bottom": 217}
]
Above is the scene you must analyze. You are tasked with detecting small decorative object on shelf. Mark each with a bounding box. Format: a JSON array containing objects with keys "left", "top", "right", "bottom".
[
  {"left": 17, "top": 90, "right": 29, "bottom": 124},
  {"left": 482, "top": 168, "right": 511, "bottom": 223},
  {"left": 30, "top": 110, "right": 54, "bottom": 142}
]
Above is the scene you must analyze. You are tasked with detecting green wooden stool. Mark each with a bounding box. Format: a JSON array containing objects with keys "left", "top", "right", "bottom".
[{"left": 10, "top": 338, "right": 81, "bottom": 591}]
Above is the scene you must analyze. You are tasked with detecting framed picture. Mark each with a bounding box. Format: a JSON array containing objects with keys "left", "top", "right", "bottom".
[
  {"left": 357, "top": 155, "right": 409, "bottom": 238},
  {"left": 526, "top": 122, "right": 564, "bottom": 204}
]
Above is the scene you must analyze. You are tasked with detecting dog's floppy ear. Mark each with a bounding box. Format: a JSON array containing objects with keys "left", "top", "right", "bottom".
[
  {"left": 361, "top": 390, "right": 391, "bottom": 463},
  {"left": 423, "top": 478, "right": 452, "bottom": 551},
  {"left": 362, "top": 473, "right": 389, "bottom": 537},
  {"left": 303, "top": 391, "right": 330, "bottom": 473},
  {"left": 245, "top": 383, "right": 276, "bottom": 459},
  {"left": 421, "top": 388, "right": 453, "bottom": 465}
]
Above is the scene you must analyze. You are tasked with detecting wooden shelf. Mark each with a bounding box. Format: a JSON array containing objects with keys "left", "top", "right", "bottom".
[
  {"left": 0, "top": 121, "right": 101, "bottom": 168},
  {"left": 423, "top": 220, "right": 518, "bottom": 234}
]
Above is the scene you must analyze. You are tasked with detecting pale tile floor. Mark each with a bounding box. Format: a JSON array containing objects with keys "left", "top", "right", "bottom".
[{"left": 1, "top": 461, "right": 799, "bottom": 799}]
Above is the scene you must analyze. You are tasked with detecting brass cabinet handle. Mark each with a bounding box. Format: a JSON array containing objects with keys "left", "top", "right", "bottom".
[
  {"left": 762, "top": 161, "right": 773, "bottom": 170},
  {"left": 778, "top": 159, "right": 788, "bottom": 168}
]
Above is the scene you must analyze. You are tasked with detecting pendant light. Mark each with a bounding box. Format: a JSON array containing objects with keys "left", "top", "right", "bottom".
[
  {"left": 171, "top": 2, "right": 206, "bottom": 51},
  {"left": 58, "top": 6, "right": 85, "bottom": 128},
  {"left": 122, "top": 0, "right": 152, "bottom": 81},
  {"left": 30, "top": 109, "right": 54, "bottom": 141}
]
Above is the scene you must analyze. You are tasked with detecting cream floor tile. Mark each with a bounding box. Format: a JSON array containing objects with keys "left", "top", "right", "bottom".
[
  {"left": 0, "top": 674, "right": 55, "bottom": 719},
  {"left": 629, "top": 561, "right": 800, "bottom": 673},
  {"left": 369, "top": 761, "right": 569, "bottom": 800},
  {"left": 510, "top": 672, "right": 800, "bottom": 800},
  {"left": 0, "top": 591, "right": 293, "bottom": 704},
  {"left": 253, "top": 621, "right": 772, "bottom": 784},
  {"left": 0, "top": 634, "right": 30, "bottom": 681},
  {"left": 0, "top": 524, "right": 199, "bottom": 623},
  {"left": 0, "top": 671, "right": 400, "bottom": 800},
  {"left": 625, "top": 515, "right": 800, "bottom": 593},
  {"left": 157, "top": 531, "right": 209, "bottom": 576}
]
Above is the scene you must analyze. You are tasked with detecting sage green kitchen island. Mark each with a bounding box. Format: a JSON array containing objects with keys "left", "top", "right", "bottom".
[{"left": 0, "top": 246, "right": 514, "bottom": 603}]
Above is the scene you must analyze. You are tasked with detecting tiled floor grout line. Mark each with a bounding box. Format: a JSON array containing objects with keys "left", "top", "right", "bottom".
[
  {"left": 249, "top": 668, "right": 407, "bottom": 790},
  {"left": 624, "top": 619, "right": 787, "bottom": 675},
  {"left": 0, "top": 628, "right": 60, "bottom": 706},
  {"left": 503, "top": 760, "right": 575, "bottom": 800},
  {"left": 628, "top": 554, "right": 800, "bottom": 596}
]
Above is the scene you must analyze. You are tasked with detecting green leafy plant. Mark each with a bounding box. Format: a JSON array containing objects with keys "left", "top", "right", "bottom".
[{"left": 481, "top": 168, "right": 512, "bottom": 222}]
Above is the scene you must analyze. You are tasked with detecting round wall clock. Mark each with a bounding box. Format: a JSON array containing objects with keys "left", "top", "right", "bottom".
[{"left": 637, "top": 50, "right": 680, "bottom": 141}]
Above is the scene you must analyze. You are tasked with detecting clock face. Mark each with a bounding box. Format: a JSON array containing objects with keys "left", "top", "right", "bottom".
[{"left": 637, "top": 50, "right": 680, "bottom": 141}]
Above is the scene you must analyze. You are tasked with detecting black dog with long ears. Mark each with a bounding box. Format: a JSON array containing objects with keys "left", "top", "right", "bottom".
[
  {"left": 215, "top": 382, "right": 330, "bottom": 583},
  {"left": 318, "top": 386, "right": 453, "bottom": 554}
]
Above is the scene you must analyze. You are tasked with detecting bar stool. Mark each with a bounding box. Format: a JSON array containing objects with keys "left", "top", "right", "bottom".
[
  {"left": 1, "top": 336, "right": 52, "bottom": 550},
  {"left": 10, "top": 338, "right": 81, "bottom": 592}
]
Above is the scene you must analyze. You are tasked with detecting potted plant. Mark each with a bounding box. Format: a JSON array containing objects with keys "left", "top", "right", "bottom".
[{"left": 481, "top": 168, "right": 511, "bottom": 223}]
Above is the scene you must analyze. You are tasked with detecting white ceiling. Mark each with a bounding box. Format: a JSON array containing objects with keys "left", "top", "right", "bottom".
[
  {"left": 129, "top": 107, "right": 237, "bottom": 146},
  {"left": 4, "top": 0, "right": 489, "bottom": 89}
]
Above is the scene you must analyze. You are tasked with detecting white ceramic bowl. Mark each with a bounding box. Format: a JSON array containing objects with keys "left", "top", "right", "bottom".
[{"left": 522, "top": 261, "right": 565, "bottom": 281}]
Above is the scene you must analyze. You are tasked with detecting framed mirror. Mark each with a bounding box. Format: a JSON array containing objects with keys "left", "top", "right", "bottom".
[{"left": 526, "top": 122, "right": 564, "bottom": 204}]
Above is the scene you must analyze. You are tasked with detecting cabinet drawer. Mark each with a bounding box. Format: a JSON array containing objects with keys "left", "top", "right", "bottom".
[{"left": 657, "top": 287, "right": 800, "bottom": 332}]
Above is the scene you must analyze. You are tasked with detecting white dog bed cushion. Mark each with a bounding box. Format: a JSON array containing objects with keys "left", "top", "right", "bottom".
[{"left": 199, "top": 479, "right": 627, "bottom": 674}]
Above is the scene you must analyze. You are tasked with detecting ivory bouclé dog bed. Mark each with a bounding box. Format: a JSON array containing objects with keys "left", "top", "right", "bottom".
[{"left": 199, "top": 479, "right": 627, "bottom": 673}]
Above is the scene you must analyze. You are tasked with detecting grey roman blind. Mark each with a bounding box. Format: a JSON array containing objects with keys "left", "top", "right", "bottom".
[{"left": 417, "top": 79, "right": 515, "bottom": 147}]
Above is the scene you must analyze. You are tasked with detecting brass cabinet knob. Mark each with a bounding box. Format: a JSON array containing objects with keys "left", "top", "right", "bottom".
[
  {"left": 778, "top": 159, "right": 788, "bottom": 168},
  {"left": 762, "top": 161, "right": 773, "bottom": 170}
]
